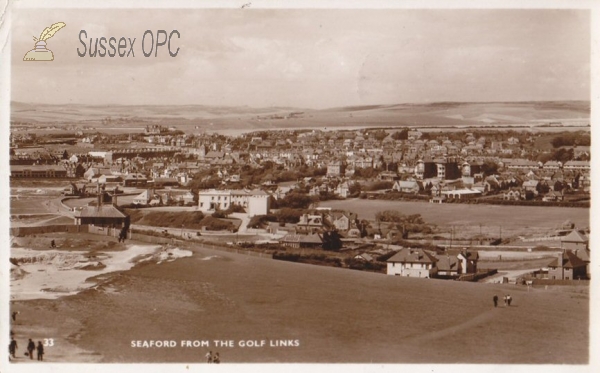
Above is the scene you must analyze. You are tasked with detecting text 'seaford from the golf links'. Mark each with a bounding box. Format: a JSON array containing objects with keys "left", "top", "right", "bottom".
[{"left": 131, "top": 339, "right": 301, "bottom": 349}]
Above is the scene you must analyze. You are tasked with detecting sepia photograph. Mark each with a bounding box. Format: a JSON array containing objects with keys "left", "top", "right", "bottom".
[{"left": 1, "top": 0, "right": 596, "bottom": 371}]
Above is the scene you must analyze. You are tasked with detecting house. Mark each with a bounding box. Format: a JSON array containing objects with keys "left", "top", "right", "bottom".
[
  {"left": 296, "top": 214, "right": 325, "bottom": 234},
  {"left": 353, "top": 253, "right": 374, "bottom": 262},
  {"left": 326, "top": 211, "right": 358, "bottom": 232},
  {"left": 123, "top": 173, "right": 148, "bottom": 187},
  {"left": 456, "top": 249, "right": 479, "bottom": 274},
  {"left": 503, "top": 188, "right": 522, "bottom": 201},
  {"left": 278, "top": 233, "right": 323, "bottom": 249},
  {"left": 435, "top": 255, "right": 460, "bottom": 277},
  {"left": 132, "top": 189, "right": 155, "bottom": 206},
  {"left": 198, "top": 189, "right": 270, "bottom": 216},
  {"left": 542, "top": 190, "right": 564, "bottom": 202},
  {"left": 386, "top": 248, "right": 438, "bottom": 278},
  {"left": 560, "top": 230, "right": 588, "bottom": 251},
  {"left": 547, "top": 250, "right": 587, "bottom": 280},
  {"left": 181, "top": 191, "right": 195, "bottom": 205},
  {"left": 392, "top": 180, "right": 420, "bottom": 194},
  {"left": 378, "top": 171, "right": 399, "bottom": 182},
  {"left": 335, "top": 181, "right": 352, "bottom": 198},
  {"left": 435, "top": 249, "right": 479, "bottom": 277},
  {"left": 326, "top": 161, "right": 345, "bottom": 178},
  {"left": 74, "top": 196, "right": 129, "bottom": 228}
]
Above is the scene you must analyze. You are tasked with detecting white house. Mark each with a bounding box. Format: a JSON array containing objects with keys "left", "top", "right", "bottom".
[
  {"left": 198, "top": 189, "right": 270, "bottom": 216},
  {"left": 386, "top": 248, "right": 438, "bottom": 278}
]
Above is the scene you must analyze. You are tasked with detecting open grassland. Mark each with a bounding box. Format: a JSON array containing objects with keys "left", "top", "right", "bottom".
[
  {"left": 10, "top": 244, "right": 588, "bottom": 364},
  {"left": 321, "top": 199, "right": 589, "bottom": 239},
  {"left": 12, "top": 101, "right": 589, "bottom": 133}
]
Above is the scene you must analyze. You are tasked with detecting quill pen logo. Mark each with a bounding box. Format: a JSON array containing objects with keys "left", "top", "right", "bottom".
[{"left": 23, "top": 22, "right": 66, "bottom": 61}]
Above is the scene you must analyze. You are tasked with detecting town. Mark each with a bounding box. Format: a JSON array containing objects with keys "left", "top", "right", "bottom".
[{"left": 10, "top": 122, "right": 590, "bottom": 282}]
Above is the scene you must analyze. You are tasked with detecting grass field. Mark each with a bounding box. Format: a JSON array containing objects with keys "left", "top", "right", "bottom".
[
  {"left": 10, "top": 243, "right": 588, "bottom": 364},
  {"left": 321, "top": 199, "right": 589, "bottom": 239}
]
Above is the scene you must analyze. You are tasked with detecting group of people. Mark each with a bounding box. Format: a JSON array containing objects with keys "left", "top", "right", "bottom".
[
  {"left": 9, "top": 337, "right": 44, "bottom": 361},
  {"left": 205, "top": 350, "right": 221, "bottom": 364},
  {"left": 492, "top": 294, "right": 513, "bottom": 307}
]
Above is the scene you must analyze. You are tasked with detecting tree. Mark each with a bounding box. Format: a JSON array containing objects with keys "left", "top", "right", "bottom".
[
  {"left": 322, "top": 230, "right": 342, "bottom": 251},
  {"left": 75, "top": 163, "right": 86, "bottom": 178},
  {"left": 391, "top": 128, "right": 409, "bottom": 140}
]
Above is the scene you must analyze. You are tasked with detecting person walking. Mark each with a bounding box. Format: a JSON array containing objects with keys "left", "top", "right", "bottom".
[
  {"left": 205, "top": 350, "right": 213, "bottom": 363},
  {"left": 37, "top": 341, "right": 44, "bottom": 361},
  {"left": 27, "top": 339, "right": 35, "bottom": 360},
  {"left": 9, "top": 337, "right": 18, "bottom": 359},
  {"left": 11, "top": 311, "right": 18, "bottom": 322},
  {"left": 493, "top": 295, "right": 498, "bottom": 307},
  {"left": 507, "top": 294, "right": 512, "bottom": 307},
  {"left": 213, "top": 352, "right": 220, "bottom": 364},
  {"left": 504, "top": 295, "right": 508, "bottom": 307}
]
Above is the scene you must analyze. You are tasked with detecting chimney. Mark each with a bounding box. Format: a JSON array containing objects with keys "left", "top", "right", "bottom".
[{"left": 113, "top": 192, "right": 118, "bottom": 207}]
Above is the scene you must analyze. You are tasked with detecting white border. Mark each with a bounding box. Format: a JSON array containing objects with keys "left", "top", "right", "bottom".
[{"left": 1, "top": 1, "right": 598, "bottom": 373}]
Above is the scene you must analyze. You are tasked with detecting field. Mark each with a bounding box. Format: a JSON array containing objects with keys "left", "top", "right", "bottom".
[
  {"left": 10, "top": 243, "right": 588, "bottom": 364},
  {"left": 321, "top": 199, "right": 589, "bottom": 239}
]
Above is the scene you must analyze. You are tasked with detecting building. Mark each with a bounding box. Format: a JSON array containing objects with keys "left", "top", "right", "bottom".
[
  {"left": 392, "top": 180, "right": 420, "bottom": 194},
  {"left": 296, "top": 214, "right": 325, "bottom": 234},
  {"left": 560, "top": 230, "right": 588, "bottom": 251},
  {"left": 123, "top": 173, "right": 148, "bottom": 187},
  {"left": 278, "top": 233, "right": 323, "bottom": 249},
  {"left": 10, "top": 164, "right": 68, "bottom": 178},
  {"left": 198, "top": 189, "right": 270, "bottom": 216},
  {"left": 547, "top": 250, "right": 587, "bottom": 280},
  {"left": 440, "top": 188, "right": 482, "bottom": 200},
  {"left": 326, "top": 161, "right": 345, "bottom": 178},
  {"left": 386, "top": 248, "right": 438, "bottom": 278}
]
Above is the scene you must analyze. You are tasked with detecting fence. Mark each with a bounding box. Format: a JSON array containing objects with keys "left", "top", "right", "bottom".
[
  {"left": 457, "top": 269, "right": 498, "bottom": 282},
  {"left": 10, "top": 224, "right": 89, "bottom": 237}
]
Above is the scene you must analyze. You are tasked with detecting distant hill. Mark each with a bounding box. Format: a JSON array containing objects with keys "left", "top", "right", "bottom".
[{"left": 11, "top": 101, "right": 590, "bottom": 132}]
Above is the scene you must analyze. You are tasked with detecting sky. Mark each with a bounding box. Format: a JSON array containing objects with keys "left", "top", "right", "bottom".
[{"left": 10, "top": 8, "right": 591, "bottom": 109}]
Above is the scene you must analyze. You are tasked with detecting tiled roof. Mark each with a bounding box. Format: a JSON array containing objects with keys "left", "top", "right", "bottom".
[
  {"left": 76, "top": 205, "right": 127, "bottom": 219},
  {"left": 386, "top": 248, "right": 438, "bottom": 264},
  {"left": 547, "top": 251, "right": 586, "bottom": 269},
  {"left": 561, "top": 230, "right": 588, "bottom": 243},
  {"left": 279, "top": 234, "right": 323, "bottom": 244}
]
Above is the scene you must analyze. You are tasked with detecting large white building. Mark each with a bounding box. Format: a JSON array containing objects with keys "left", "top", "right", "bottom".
[
  {"left": 386, "top": 248, "right": 438, "bottom": 278},
  {"left": 198, "top": 189, "right": 270, "bottom": 216}
]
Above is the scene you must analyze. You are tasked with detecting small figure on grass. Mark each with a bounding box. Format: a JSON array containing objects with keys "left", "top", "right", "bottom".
[
  {"left": 9, "top": 337, "right": 18, "bottom": 359},
  {"left": 27, "top": 339, "right": 35, "bottom": 360},
  {"left": 493, "top": 295, "right": 498, "bottom": 308},
  {"left": 507, "top": 294, "right": 512, "bottom": 307},
  {"left": 37, "top": 341, "right": 44, "bottom": 361}
]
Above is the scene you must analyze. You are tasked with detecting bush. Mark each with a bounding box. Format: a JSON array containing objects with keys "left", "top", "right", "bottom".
[
  {"left": 212, "top": 211, "right": 228, "bottom": 218},
  {"left": 199, "top": 216, "right": 235, "bottom": 231},
  {"left": 247, "top": 214, "right": 278, "bottom": 229}
]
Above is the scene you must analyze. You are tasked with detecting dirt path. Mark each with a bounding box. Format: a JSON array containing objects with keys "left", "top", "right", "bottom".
[{"left": 404, "top": 308, "right": 496, "bottom": 344}]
